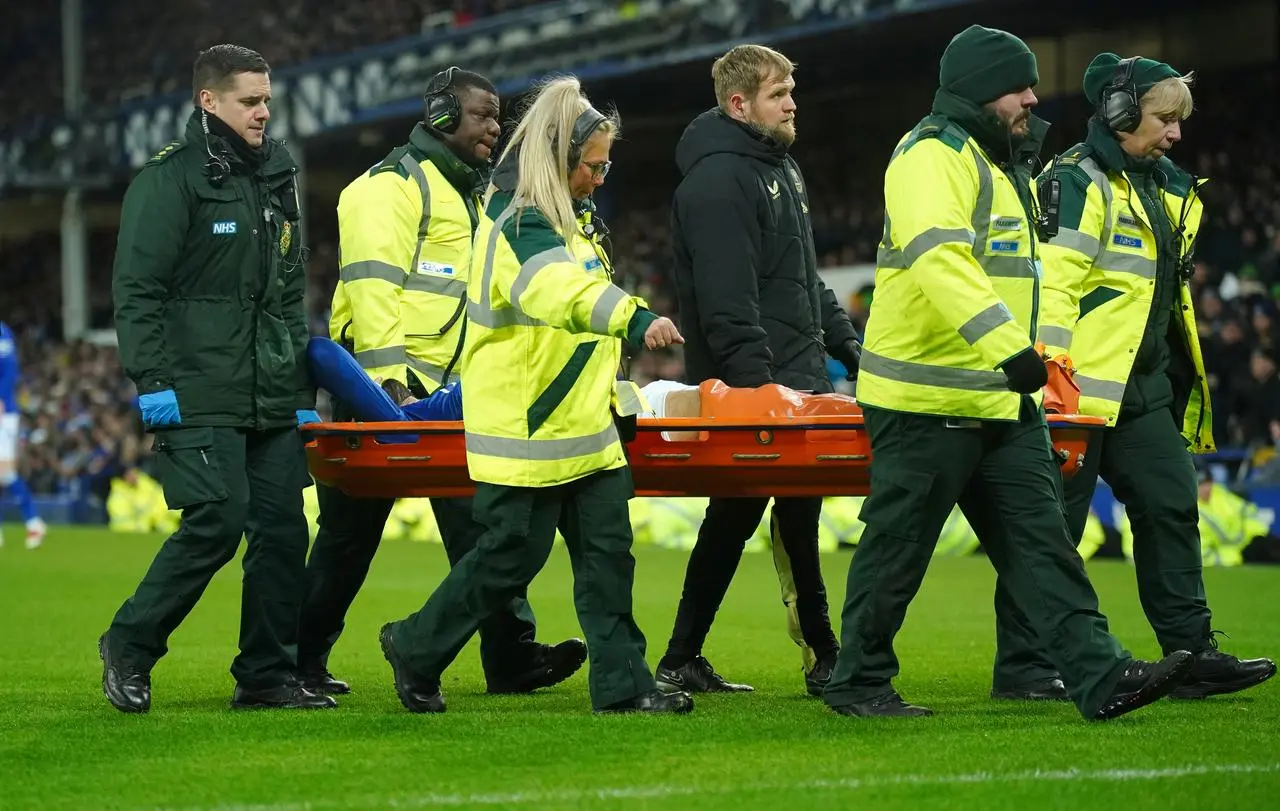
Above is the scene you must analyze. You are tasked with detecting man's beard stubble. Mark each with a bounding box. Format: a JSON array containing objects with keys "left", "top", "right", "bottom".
[{"left": 746, "top": 117, "right": 796, "bottom": 147}]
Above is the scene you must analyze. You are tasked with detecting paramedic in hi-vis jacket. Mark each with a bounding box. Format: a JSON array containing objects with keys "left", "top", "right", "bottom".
[
  {"left": 378, "top": 76, "right": 694, "bottom": 715},
  {"left": 298, "top": 68, "right": 587, "bottom": 697},
  {"left": 822, "top": 26, "right": 1194, "bottom": 722},
  {"left": 1031, "top": 52, "right": 1275, "bottom": 698}
]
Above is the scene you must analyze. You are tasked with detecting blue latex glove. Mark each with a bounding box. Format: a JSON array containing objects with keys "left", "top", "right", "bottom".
[
  {"left": 296, "top": 409, "right": 322, "bottom": 426},
  {"left": 139, "top": 390, "right": 182, "bottom": 427}
]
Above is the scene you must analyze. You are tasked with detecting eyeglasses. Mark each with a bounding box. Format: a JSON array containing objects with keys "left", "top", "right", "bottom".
[{"left": 583, "top": 160, "right": 611, "bottom": 179}]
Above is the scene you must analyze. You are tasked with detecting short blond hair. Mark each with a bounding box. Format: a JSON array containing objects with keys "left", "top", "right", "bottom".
[
  {"left": 1141, "top": 73, "right": 1196, "bottom": 120},
  {"left": 711, "top": 44, "right": 795, "bottom": 110}
]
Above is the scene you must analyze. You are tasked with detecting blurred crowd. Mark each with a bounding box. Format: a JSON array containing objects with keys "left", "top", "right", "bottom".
[
  {"left": 2, "top": 41, "right": 1279, "bottom": 499},
  {"left": 0, "top": 0, "right": 549, "bottom": 136}
]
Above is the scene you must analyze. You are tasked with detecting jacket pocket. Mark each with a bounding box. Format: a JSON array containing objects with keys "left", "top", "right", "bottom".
[
  {"left": 857, "top": 465, "right": 936, "bottom": 542},
  {"left": 154, "top": 427, "right": 230, "bottom": 510}
]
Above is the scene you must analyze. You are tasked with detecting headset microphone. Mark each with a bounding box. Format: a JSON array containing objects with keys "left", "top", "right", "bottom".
[{"left": 201, "top": 110, "right": 230, "bottom": 187}]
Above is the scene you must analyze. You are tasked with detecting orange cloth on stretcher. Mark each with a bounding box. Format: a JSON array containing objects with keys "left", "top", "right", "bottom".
[
  {"left": 695, "top": 379, "right": 862, "bottom": 418},
  {"left": 691, "top": 349, "right": 1080, "bottom": 419}
]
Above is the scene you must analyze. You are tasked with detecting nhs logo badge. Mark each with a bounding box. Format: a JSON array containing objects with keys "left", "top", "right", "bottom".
[
  {"left": 212, "top": 221, "right": 237, "bottom": 235},
  {"left": 990, "top": 240, "right": 1019, "bottom": 253},
  {"left": 1113, "top": 234, "right": 1143, "bottom": 249},
  {"left": 583, "top": 257, "right": 603, "bottom": 271}
]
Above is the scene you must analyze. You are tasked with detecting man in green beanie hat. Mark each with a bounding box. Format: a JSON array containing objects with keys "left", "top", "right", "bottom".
[
  {"left": 821, "top": 26, "right": 1194, "bottom": 721},
  {"left": 1032, "top": 52, "right": 1276, "bottom": 698}
]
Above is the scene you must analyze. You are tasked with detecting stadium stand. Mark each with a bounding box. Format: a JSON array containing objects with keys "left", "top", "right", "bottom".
[{"left": 0, "top": 0, "right": 1276, "bottom": 549}]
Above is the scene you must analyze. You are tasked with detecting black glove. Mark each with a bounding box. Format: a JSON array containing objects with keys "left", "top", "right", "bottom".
[
  {"left": 833, "top": 339, "right": 862, "bottom": 380},
  {"left": 1000, "top": 346, "right": 1048, "bottom": 394}
]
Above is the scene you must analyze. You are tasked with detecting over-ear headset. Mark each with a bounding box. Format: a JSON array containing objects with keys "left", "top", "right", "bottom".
[
  {"left": 1098, "top": 56, "right": 1142, "bottom": 134},
  {"left": 201, "top": 109, "right": 230, "bottom": 187},
  {"left": 566, "top": 106, "right": 607, "bottom": 169},
  {"left": 424, "top": 66, "right": 462, "bottom": 134}
]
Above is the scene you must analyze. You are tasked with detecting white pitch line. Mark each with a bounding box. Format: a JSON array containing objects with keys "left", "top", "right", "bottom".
[{"left": 155, "top": 762, "right": 1280, "bottom": 811}]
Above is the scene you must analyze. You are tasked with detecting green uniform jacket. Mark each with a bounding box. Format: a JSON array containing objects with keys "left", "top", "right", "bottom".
[{"left": 112, "top": 110, "right": 313, "bottom": 429}]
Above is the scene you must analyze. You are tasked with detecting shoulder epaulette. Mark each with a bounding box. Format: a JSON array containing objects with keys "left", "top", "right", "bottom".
[
  {"left": 368, "top": 145, "right": 413, "bottom": 180},
  {"left": 1044, "top": 143, "right": 1096, "bottom": 187},
  {"left": 902, "top": 115, "right": 967, "bottom": 156},
  {"left": 145, "top": 141, "right": 186, "bottom": 166}
]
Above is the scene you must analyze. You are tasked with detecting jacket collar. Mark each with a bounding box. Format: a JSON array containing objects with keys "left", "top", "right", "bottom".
[
  {"left": 183, "top": 109, "right": 295, "bottom": 177},
  {"left": 409, "top": 124, "right": 486, "bottom": 197}
]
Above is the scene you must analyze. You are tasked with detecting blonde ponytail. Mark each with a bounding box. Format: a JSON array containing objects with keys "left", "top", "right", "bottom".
[{"left": 487, "top": 75, "right": 618, "bottom": 238}]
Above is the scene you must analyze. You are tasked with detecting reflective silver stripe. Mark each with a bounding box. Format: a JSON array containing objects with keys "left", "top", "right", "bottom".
[
  {"left": 879, "top": 227, "right": 975, "bottom": 268},
  {"left": 1075, "top": 156, "right": 1159, "bottom": 279},
  {"left": 983, "top": 255, "right": 1038, "bottom": 278},
  {"left": 614, "top": 382, "right": 645, "bottom": 417},
  {"left": 1077, "top": 156, "right": 1112, "bottom": 209},
  {"left": 860, "top": 349, "right": 1010, "bottom": 393},
  {"left": 1048, "top": 227, "right": 1101, "bottom": 260},
  {"left": 590, "top": 285, "right": 629, "bottom": 334},
  {"left": 465, "top": 422, "right": 619, "bottom": 461},
  {"left": 958, "top": 302, "right": 1013, "bottom": 345},
  {"left": 400, "top": 154, "right": 433, "bottom": 276},
  {"left": 1100, "top": 250, "right": 1157, "bottom": 278},
  {"left": 968, "top": 146, "right": 1040, "bottom": 282},
  {"left": 405, "top": 273, "right": 466, "bottom": 297},
  {"left": 970, "top": 148, "right": 993, "bottom": 247},
  {"left": 340, "top": 260, "right": 405, "bottom": 286},
  {"left": 408, "top": 355, "right": 459, "bottom": 386},
  {"left": 510, "top": 247, "right": 573, "bottom": 310},
  {"left": 355, "top": 345, "right": 406, "bottom": 370},
  {"left": 1076, "top": 374, "right": 1126, "bottom": 403},
  {"left": 470, "top": 205, "right": 548, "bottom": 330},
  {"left": 1038, "top": 325, "right": 1073, "bottom": 348},
  {"left": 468, "top": 300, "right": 545, "bottom": 329}
]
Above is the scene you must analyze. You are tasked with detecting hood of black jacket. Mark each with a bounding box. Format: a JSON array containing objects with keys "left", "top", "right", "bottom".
[{"left": 675, "top": 108, "right": 789, "bottom": 176}]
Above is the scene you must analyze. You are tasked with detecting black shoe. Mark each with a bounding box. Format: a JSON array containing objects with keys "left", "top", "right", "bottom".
[
  {"left": 991, "top": 677, "right": 1070, "bottom": 701},
  {"left": 230, "top": 681, "right": 338, "bottom": 710},
  {"left": 487, "top": 638, "right": 589, "bottom": 694},
  {"left": 656, "top": 656, "right": 754, "bottom": 694},
  {"left": 297, "top": 664, "right": 351, "bottom": 696},
  {"left": 829, "top": 690, "right": 933, "bottom": 717},
  {"left": 379, "top": 623, "right": 446, "bottom": 713},
  {"left": 805, "top": 655, "right": 837, "bottom": 698},
  {"left": 596, "top": 688, "right": 695, "bottom": 714},
  {"left": 1092, "top": 650, "right": 1194, "bottom": 721},
  {"left": 1170, "top": 634, "right": 1276, "bottom": 699},
  {"left": 99, "top": 633, "right": 151, "bottom": 714}
]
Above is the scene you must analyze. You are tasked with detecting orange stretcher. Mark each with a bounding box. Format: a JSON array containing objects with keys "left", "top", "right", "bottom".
[{"left": 304, "top": 371, "right": 1103, "bottom": 499}]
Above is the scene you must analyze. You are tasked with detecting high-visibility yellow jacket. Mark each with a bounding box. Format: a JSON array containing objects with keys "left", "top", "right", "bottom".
[
  {"left": 329, "top": 125, "right": 484, "bottom": 392},
  {"left": 1035, "top": 143, "right": 1213, "bottom": 451},
  {"left": 856, "top": 115, "right": 1046, "bottom": 420},
  {"left": 107, "top": 470, "right": 177, "bottom": 534},
  {"left": 462, "top": 190, "right": 653, "bottom": 488}
]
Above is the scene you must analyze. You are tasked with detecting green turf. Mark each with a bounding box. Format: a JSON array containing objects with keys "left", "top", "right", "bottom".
[{"left": 1, "top": 523, "right": 1277, "bottom": 810}]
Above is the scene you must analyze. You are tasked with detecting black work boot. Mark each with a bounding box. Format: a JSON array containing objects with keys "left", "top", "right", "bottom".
[
  {"left": 1093, "top": 651, "right": 1194, "bottom": 720},
  {"left": 230, "top": 681, "right": 338, "bottom": 710},
  {"left": 829, "top": 690, "right": 933, "bottom": 718},
  {"left": 99, "top": 633, "right": 151, "bottom": 714},
  {"left": 297, "top": 660, "right": 351, "bottom": 696},
  {"left": 991, "top": 677, "right": 1070, "bottom": 701},
  {"left": 1170, "top": 633, "right": 1277, "bottom": 699},
  {"left": 486, "top": 638, "right": 589, "bottom": 694},
  {"left": 656, "top": 656, "right": 753, "bottom": 693},
  {"left": 596, "top": 689, "right": 695, "bottom": 714},
  {"left": 379, "top": 623, "right": 446, "bottom": 713}
]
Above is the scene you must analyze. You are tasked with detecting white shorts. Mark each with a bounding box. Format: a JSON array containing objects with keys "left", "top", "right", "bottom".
[{"left": 0, "top": 413, "right": 18, "bottom": 464}]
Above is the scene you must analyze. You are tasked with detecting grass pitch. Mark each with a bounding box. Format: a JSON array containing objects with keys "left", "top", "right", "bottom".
[{"left": 1, "top": 524, "right": 1278, "bottom": 810}]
